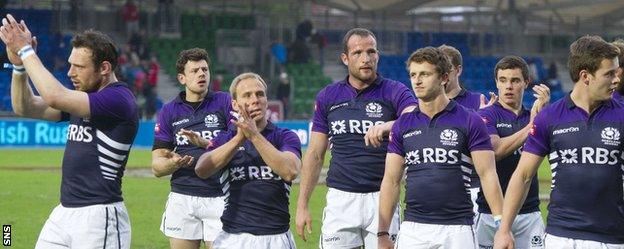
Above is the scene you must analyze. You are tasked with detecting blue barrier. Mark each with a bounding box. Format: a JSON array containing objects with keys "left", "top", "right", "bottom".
[{"left": 0, "top": 119, "right": 312, "bottom": 148}]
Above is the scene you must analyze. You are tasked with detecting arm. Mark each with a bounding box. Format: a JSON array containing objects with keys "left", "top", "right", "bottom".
[
  {"left": 494, "top": 152, "right": 544, "bottom": 249},
  {"left": 472, "top": 150, "right": 504, "bottom": 216},
  {"left": 195, "top": 133, "right": 245, "bottom": 179},
  {"left": 249, "top": 133, "right": 301, "bottom": 182},
  {"left": 1, "top": 15, "right": 91, "bottom": 118},
  {"left": 490, "top": 124, "right": 531, "bottom": 161},
  {"left": 10, "top": 70, "right": 62, "bottom": 121},
  {"left": 151, "top": 148, "right": 194, "bottom": 177},
  {"left": 295, "top": 131, "right": 328, "bottom": 241},
  {"left": 378, "top": 153, "right": 405, "bottom": 249},
  {"left": 364, "top": 104, "right": 417, "bottom": 148}
]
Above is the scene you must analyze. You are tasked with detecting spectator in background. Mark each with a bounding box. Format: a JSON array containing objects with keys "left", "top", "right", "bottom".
[
  {"left": 527, "top": 58, "right": 540, "bottom": 82},
  {"left": 288, "top": 20, "right": 313, "bottom": 64},
  {"left": 275, "top": 72, "right": 291, "bottom": 119},
  {"left": 547, "top": 61, "right": 558, "bottom": 80},
  {"left": 211, "top": 74, "right": 223, "bottom": 92},
  {"left": 271, "top": 40, "right": 288, "bottom": 65},
  {"left": 310, "top": 29, "right": 327, "bottom": 68},
  {"left": 122, "top": 0, "right": 139, "bottom": 36}
]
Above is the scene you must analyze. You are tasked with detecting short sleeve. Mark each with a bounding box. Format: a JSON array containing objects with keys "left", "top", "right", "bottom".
[
  {"left": 467, "top": 112, "right": 494, "bottom": 151},
  {"left": 88, "top": 84, "right": 136, "bottom": 120},
  {"left": 522, "top": 111, "right": 550, "bottom": 157},
  {"left": 478, "top": 108, "right": 499, "bottom": 136},
  {"left": 393, "top": 83, "right": 418, "bottom": 115},
  {"left": 387, "top": 118, "right": 406, "bottom": 156},
  {"left": 279, "top": 130, "right": 302, "bottom": 158},
  {"left": 154, "top": 106, "right": 173, "bottom": 142},
  {"left": 311, "top": 88, "right": 329, "bottom": 134}
]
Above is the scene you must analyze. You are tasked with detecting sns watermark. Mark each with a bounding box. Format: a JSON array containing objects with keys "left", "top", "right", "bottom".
[{"left": 2, "top": 225, "right": 10, "bottom": 246}]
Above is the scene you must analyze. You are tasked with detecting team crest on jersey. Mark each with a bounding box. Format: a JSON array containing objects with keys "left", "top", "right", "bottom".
[
  {"left": 330, "top": 120, "right": 347, "bottom": 135},
  {"left": 440, "top": 129, "right": 459, "bottom": 146},
  {"left": 204, "top": 114, "right": 220, "bottom": 128},
  {"left": 365, "top": 102, "right": 383, "bottom": 118},
  {"left": 601, "top": 127, "right": 620, "bottom": 146}
]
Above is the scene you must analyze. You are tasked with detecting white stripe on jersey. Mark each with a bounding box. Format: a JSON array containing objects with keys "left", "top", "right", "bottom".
[
  {"left": 550, "top": 162, "right": 558, "bottom": 171},
  {"left": 99, "top": 156, "right": 122, "bottom": 168},
  {"left": 102, "top": 171, "right": 117, "bottom": 178},
  {"left": 549, "top": 151, "right": 559, "bottom": 160},
  {"left": 104, "top": 176, "right": 116, "bottom": 181},
  {"left": 461, "top": 153, "right": 473, "bottom": 164},
  {"left": 96, "top": 130, "right": 131, "bottom": 151},
  {"left": 97, "top": 145, "right": 127, "bottom": 161},
  {"left": 461, "top": 166, "right": 472, "bottom": 174},
  {"left": 100, "top": 165, "right": 119, "bottom": 174}
]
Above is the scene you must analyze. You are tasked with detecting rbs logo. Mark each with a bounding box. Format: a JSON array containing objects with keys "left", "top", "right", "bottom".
[
  {"left": 405, "top": 148, "right": 460, "bottom": 165},
  {"left": 176, "top": 130, "right": 221, "bottom": 146},
  {"left": 66, "top": 124, "right": 93, "bottom": 143},
  {"left": 330, "top": 120, "right": 385, "bottom": 135}
]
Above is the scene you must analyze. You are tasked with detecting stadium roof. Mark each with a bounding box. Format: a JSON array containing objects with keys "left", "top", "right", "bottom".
[{"left": 323, "top": 0, "right": 624, "bottom": 26}]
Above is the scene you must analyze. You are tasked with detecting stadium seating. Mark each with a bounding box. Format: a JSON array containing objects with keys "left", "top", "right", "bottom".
[
  {"left": 0, "top": 9, "right": 73, "bottom": 112},
  {"left": 286, "top": 62, "right": 332, "bottom": 118}
]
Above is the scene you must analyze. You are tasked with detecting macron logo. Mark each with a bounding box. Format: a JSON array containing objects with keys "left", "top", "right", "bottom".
[{"left": 552, "top": 126, "right": 580, "bottom": 135}]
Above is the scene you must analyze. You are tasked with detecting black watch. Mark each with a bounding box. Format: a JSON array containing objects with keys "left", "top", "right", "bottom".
[{"left": 377, "top": 231, "right": 389, "bottom": 237}]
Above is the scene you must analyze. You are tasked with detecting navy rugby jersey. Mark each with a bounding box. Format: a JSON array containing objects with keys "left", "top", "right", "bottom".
[
  {"left": 154, "top": 91, "right": 232, "bottom": 197},
  {"left": 388, "top": 101, "right": 493, "bottom": 225},
  {"left": 476, "top": 102, "right": 539, "bottom": 214},
  {"left": 312, "top": 75, "right": 416, "bottom": 193},
  {"left": 524, "top": 94, "right": 624, "bottom": 243},
  {"left": 60, "top": 82, "right": 138, "bottom": 207},
  {"left": 208, "top": 122, "right": 301, "bottom": 235}
]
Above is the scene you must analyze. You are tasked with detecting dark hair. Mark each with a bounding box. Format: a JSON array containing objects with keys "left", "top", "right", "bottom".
[
  {"left": 406, "top": 46, "right": 452, "bottom": 76},
  {"left": 176, "top": 48, "right": 211, "bottom": 74},
  {"left": 342, "top": 28, "right": 376, "bottom": 54},
  {"left": 71, "top": 30, "right": 119, "bottom": 71},
  {"left": 568, "top": 35, "right": 620, "bottom": 82},
  {"left": 611, "top": 39, "right": 624, "bottom": 68},
  {"left": 438, "top": 44, "right": 462, "bottom": 68},
  {"left": 494, "top": 55, "right": 530, "bottom": 81}
]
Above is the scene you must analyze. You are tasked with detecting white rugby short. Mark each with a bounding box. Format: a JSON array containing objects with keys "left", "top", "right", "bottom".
[
  {"left": 212, "top": 230, "right": 296, "bottom": 249},
  {"left": 35, "top": 202, "right": 131, "bottom": 249},
  {"left": 476, "top": 211, "right": 544, "bottom": 249},
  {"left": 543, "top": 233, "right": 624, "bottom": 249},
  {"left": 160, "top": 192, "right": 225, "bottom": 241},
  {"left": 395, "top": 221, "right": 477, "bottom": 249},
  {"left": 320, "top": 188, "right": 400, "bottom": 249}
]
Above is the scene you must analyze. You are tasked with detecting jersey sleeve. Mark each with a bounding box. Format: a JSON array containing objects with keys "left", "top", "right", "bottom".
[
  {"left": 522, "top": 110, "right": 550, "bottom": 157},
  {"left": 467, "top": 111, "right": 494, "bottom": 151},
  {"left": 88, "top": 85, "right": 136, "bottom": 120},
  {"left": 311, "top": 88, "right": 329, "bottom": 134},
  {"left": 387, "top": 118, "right": 406, "bottom": 156},
  {"left": 393, "top": 83, "right": 418, "bottom": 115},
  {"left": 279, "top": 129, "right": 302, "bottom": 159},
  {"left": 478, "top": 108, "right": 499, "bottom": 136},
  {"left": 154, "top": 105, "right": 173, "bottom": 142}
]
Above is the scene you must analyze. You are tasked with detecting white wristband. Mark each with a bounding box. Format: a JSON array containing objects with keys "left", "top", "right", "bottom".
[
  {"left": 17, "top": 45, "right": 35, "bottom": 60},
  {"left": 12, "top": 64, "right": 25, "bottom": 75}
]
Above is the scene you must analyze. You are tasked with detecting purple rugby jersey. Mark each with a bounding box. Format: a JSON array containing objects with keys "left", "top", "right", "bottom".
[
  {"left": 388, "top": 101, "right": 493, "bottom": 225},
  {"left": 524, "top": 94, "right": 624, "bottom": 243},
  {"left": 453, "top": 88, "right": 482, "bottom": 111},
  {"left": 154, "top": 91, "right": 233, "bottom": 197},
  {"left": 60, "top": 82, "right": 139, "bottom": 207},
  {"left": 613, "top": 90, "right": 623, "bottom": 102},
  {"left": 207, "top": 122, "right": 302, "bottom": 235},
  {"left": 476, "top": 102, "right": 540, "bottom": 215},
  {"left": 312, "top": 75, "right": 417, "bottom": 193}
]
